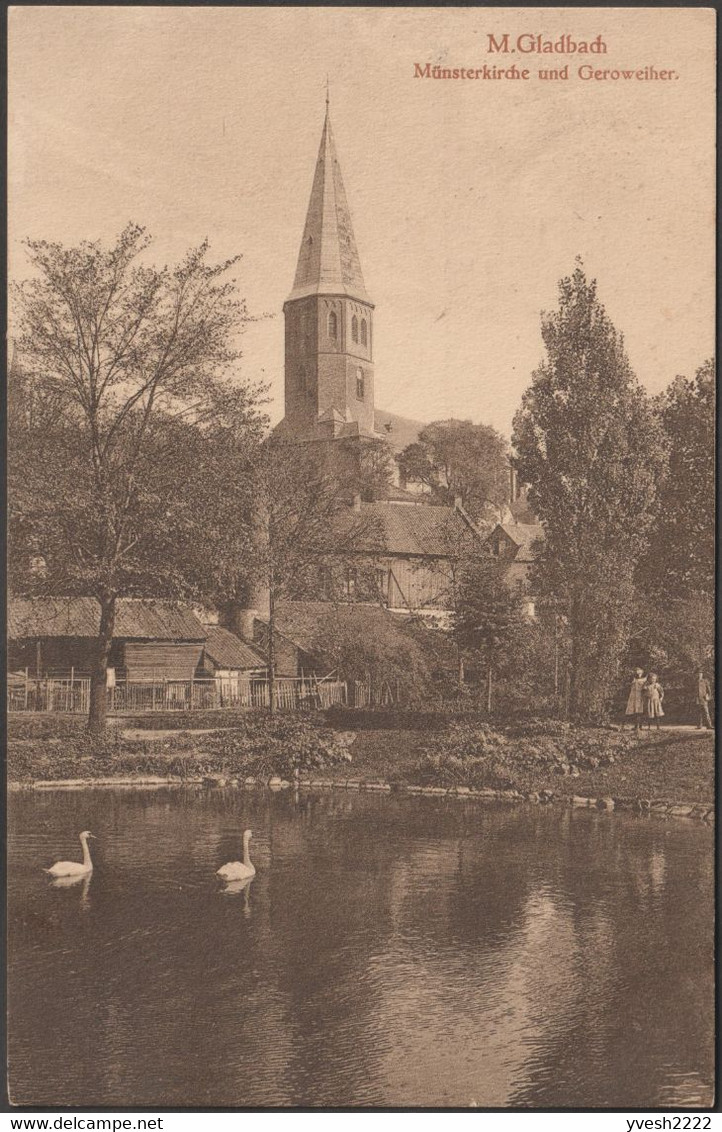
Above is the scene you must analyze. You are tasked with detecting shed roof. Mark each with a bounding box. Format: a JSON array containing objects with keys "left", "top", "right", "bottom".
[
  {"left": 202, "top": 626, "right": 267, "bottom": 670},
  {"left": 9, "top": 597, "right": 206, "bottom": 641}
]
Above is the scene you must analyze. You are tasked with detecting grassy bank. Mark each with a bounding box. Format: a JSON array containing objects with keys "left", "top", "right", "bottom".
[{"left": 7, "top": 711, "right": 714, "bottom": 806}]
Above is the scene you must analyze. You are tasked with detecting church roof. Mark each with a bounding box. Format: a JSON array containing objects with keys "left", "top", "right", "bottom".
[
  {"left": 373, "top": 409, "right": 426, "bottom": 453},
  {"left": 287, "top": 103, "right": 371, "bottom": 304}
]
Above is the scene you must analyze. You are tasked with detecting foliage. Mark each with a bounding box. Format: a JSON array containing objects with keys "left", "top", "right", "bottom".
[
  {"left": 512, "top": 262, "right": 668, "bottom": 720},
  {"left": 397, "top": 419, "right": 509, "bottom": 522},
  {"left": 9, "top": 224, "right": 266, "bottom": 729},
  {"left": 7, "top": 714, "right": 350, "bottom": 783},
  {"left": 308, "top": 606, "right": 437, "bottom": 697},
  {"left": 640, "top": 359, "right": 715, "bottom": 599},
  {"left": 453, "top": 551, "right": 529, "bottom": 710},
  {"left": 8, "top": 714, "right": 89, "bottom": 741},
  {"left": 412, "top": 721, "right": 636, "bottom": 789}
]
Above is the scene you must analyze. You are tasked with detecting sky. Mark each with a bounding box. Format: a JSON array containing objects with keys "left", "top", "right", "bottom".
[{"left": 8, "top": 6, "right": 715, "bottom": 436}]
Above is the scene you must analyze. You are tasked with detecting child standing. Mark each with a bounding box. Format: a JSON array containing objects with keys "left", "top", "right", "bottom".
[{"left": 643, "top": 673, "right": 664, "bottom": 730}]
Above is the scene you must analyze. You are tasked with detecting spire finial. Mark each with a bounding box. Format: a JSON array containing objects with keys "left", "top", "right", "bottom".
[{"left": 325, "top": 75, "right": 330, "bottom": 111}]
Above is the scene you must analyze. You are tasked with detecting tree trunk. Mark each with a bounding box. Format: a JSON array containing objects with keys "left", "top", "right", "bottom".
[
  {"left": 267, "top": 566, "right": 276, "bottom": 716},
  {"left": 456, "top": 644, "right": 465, "bottom": 691},
  {"left": 88, "top": 595, "right": 116, "bottom": 733}
]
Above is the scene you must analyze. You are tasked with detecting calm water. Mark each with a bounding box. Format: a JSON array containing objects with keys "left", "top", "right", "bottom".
[{"left": 8, "top": 787, "right": 715, "bottom": 1108}]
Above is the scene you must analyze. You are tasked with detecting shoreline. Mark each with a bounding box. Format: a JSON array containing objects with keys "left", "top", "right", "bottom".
[{"left": 9, "top": 772, "right": 714, "bottom": 824}]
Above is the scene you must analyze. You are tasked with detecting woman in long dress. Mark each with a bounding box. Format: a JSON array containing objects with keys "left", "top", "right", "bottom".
[
  {"left": 643, "top": 673, "right": 664, "bottom": 730},
  {"left": 625, "top": 668, "right": 646, "bottom": 730}
]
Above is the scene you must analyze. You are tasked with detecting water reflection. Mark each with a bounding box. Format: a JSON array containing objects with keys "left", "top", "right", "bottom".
[{"left": 8, "top": 788, "right": 714, "bottom": 1108}]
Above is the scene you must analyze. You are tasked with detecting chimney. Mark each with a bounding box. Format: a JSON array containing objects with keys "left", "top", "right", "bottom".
[
  {"left": 352, "top": 493, "right": 362, "bottom": 512},
  {"left": 222, "top": 579, "right": 271, "bottom": 643}
]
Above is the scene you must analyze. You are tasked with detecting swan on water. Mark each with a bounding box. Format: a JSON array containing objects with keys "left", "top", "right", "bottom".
[
  {"left": 44, "top": 831, "right": 96, "bottom": 878},
  {"left": 217, "top": 829, "right": 255, "bottom": 881}
]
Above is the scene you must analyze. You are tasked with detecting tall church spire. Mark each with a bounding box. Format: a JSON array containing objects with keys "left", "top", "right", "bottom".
[{"left": 288, "top": 102, "right": 370, "bottom": 303}]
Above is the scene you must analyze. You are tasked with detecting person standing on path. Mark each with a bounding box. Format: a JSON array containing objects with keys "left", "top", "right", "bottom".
[
  {"left": 624, "top": 668, "right": 646, "bottom": 730},
  {"left": 695, "top": 669, "right": 713, "bottom": 729},
  {"left": 643, "top": 673, "right": 664, "bottom": 730}
]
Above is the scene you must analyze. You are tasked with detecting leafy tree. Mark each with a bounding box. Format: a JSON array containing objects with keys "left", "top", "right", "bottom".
[
  {"left": 9, "top": 224, "right": 265, "bottom": 730},
  {"left": 308, "top": 605, "right": 436, "bottom": 702},
  {"left": 640, "top": 359, "right": 715, "bottom": 598},
  {"left": 453, "top": 552, "right": 528, "bottom": 712},
  {"left": 398, "top": 419, "right": 509, "bottom": 522},
  {"left": 512, "top": 262, "right": 668, "bottom": 720}
]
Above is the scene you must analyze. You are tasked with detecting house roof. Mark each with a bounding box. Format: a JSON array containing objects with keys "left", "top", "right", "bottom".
[
  {"left": 269, "top": 600, "right": 422, "bottom": 659},
  {"left": 9, "top": 597, "right": 206, "bottom": 641},
  {"left": 287, "top": 105, "right": 370, "bottom": 304},
  {"left": 495, "top": 523, "right": 544, "bottom": 560},
  {"left": 338, "top": 500, "right": 477, "bottom": 558},
  {"left": 202, "top": 626, "right": 266, "bottom": 670}
]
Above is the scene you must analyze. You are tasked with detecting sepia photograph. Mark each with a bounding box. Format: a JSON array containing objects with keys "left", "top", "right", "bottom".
[{"left": 6, "top": 4, "right": 716, "bottom": 1112}]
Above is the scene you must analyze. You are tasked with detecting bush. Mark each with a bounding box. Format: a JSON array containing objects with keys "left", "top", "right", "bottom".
[
  {"left": 7, "top": 714, "right": 351, "bottom": 782},
  {"left": 7, "top": 715, "right": 88, "bottom": 741},
  {"left": 412, "top": 723, "right": 516, "bottom": 790},
  {"left": 410, "top": 721, "right": 637, "bottom": 790}
]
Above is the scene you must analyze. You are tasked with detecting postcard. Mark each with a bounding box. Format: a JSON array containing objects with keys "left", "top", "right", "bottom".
[{"left": 7, "top": 5, "right": 715, "bottom": 1113}]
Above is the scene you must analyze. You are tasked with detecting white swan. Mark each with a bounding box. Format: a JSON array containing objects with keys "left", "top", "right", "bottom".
[
  {"left": 44, "top": 831, "right": 95, "bottom": 878},
  {"left": 217, "top": 829, "right": 255, "bottom": 881}
]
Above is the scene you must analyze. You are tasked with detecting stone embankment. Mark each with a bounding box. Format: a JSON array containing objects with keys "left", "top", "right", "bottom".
[{"left": 15, "top": 772, "right": 714, "bottom": 824}]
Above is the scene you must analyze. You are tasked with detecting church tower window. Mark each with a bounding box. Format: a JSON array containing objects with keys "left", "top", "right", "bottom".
[
  {"left": 351, "top": 315, "right": 358, "bottom": 343},
  {"left": 356, "top": 368, "right": 365, "bottom": 400},
  {"left": 328, "top": 310, "right": 338, "bottom": 338},
  {"left": 360, "top": 319, "right": 368, "bottom": 347}
]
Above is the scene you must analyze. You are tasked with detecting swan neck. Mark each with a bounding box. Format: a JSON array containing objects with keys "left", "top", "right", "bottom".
[
  {"left": 80, "top": 835, "right": 93, "bottom": 868},
  {"left": 243, "top": 833, "right": 252, "bottom": 869}
]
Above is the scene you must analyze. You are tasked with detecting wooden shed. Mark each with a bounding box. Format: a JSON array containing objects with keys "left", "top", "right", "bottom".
[{"left": 8, "top": 597, "right": 207, "bottom": 681}]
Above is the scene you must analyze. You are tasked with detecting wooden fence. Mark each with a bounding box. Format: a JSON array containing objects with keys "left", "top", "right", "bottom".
[
  {"left": 7, "top": 674, "right": 91, "bottom": 714},
  {"left": 7, "top": 673, "right": 347, "bottom": 714},
  {"left": 351, "top": 680, "right": 400, "bottom": 708}
]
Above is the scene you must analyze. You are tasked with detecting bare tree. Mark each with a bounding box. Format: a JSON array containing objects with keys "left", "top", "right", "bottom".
[{"left": 249, "top": 439, "right": 378, "bottom": 713}]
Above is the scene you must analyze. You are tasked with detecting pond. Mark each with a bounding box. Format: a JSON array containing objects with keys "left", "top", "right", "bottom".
[{"left": 8, "top": 787, "right": 714, "bottom": 1108}]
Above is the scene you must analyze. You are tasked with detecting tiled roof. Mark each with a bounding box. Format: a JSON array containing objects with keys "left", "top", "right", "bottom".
[
  {"left": 9, "top": 597, "right": 206, "bottom": 641},
  {"left": 497, "top": 523, "right": 544, "bottom": 559},
  {"left": 338, "top": 501, "right": 477, "bottom": 558},
  {"left": 271, "top": 600, "right": 419, "bottom": 657},
  {"left": 202, "top": 626, "right": 266, "bottom": 670}
]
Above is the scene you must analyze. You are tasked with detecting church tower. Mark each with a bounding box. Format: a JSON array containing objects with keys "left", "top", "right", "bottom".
[{"left": 283, "top": 98, "right": 376, "bottom": 441}]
